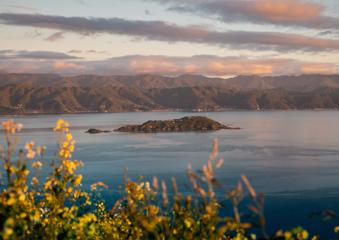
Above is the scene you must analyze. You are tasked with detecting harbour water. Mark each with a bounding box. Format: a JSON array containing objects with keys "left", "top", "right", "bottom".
[{"left": 1, "top": 111, "right": 339, "bottom": 238}]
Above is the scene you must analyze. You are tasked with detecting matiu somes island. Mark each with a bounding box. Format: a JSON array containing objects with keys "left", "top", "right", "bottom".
[{"left": 86, "top": 116, "right": 240, "bottom": 133}]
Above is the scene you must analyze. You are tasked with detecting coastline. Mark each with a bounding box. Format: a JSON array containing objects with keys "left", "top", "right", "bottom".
[{"left": 0, "top": 108, "right": 339, "bottom": 117}]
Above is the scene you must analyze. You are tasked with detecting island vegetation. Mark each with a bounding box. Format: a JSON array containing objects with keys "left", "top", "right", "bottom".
[
  {"left": 114, "top": 116, "right": 240, "bottom": 133},
  {"left": 0, "top": 119, "right": 337, "bottom": 239}
]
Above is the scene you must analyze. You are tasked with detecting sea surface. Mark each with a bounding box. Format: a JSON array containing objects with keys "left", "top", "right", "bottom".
[{"left": 1, "top": 111, "right": 339, "bottom": 238}]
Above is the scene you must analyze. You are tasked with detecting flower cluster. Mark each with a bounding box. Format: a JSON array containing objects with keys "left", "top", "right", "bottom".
[
  {"left": 1, "top": 119, "right": 23, "bottom": 134},
  {"left": 0, "top": 119, "right": 335, "bottom": 239},
  {"left": 54, "top": 119, "right": 69, "bottom": 132}
]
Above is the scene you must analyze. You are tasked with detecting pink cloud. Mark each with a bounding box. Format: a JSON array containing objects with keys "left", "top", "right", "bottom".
[
  {"left": 184, "top": 64, "right": 199, "bottom": 73},
  {"left": 206, "top": 61, "right": 273, "bottom": 76},
  {"left": 163, "top": 0, "right": 338, "bottom": 30},
  {"left": 301, "top": 63, "right": 338, "bottom": 74},
  {"left": 53, "top": 60, "right": 84, "bottom": 70},
  {"left": 1, "top": 54, "right": 338, "bottom": 76},
  {"left": 253, "top": 0, "right": 322, "bottom": 22}
]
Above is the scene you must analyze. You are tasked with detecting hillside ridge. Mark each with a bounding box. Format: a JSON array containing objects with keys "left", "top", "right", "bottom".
[{"left": 1, "top": 73, "right": 339, "bottom": 114}]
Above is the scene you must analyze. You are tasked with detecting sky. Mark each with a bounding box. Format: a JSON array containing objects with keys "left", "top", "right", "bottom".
[{"left": 0, "top": 0, "right": 338, "bottom": 77}]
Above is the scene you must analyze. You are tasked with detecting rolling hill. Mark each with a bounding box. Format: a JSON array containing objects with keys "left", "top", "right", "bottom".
[{"left": 0, "top": 73, "right": 339, "bottom": 114}]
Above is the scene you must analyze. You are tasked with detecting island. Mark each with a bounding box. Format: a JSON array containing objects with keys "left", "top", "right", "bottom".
[
  {"left": 114, "top": 116, "right": 240, "bottom": 133},
  {"left": 86, "top": 129, "right": 111, "bottom": 134}
]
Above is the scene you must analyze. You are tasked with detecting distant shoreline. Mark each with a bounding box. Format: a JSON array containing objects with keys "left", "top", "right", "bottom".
[
  {"left": 1, "top": 73, "right": 339, "bottom": 115},
  {"left": 1, "top": 108, "right": 338, "bottom": 117}
]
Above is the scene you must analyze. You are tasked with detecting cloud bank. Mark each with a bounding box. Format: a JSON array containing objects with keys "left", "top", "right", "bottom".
[
  {"left": 0, "top": 53, "right": 337, "bottom": 76},
  {"left": 151, "top": 0, "right": 339, "bottom": 30},
  {"left": 0, "top": 50, "right": 79, "bottom": 59},
  {"left": 1, "top": 13, "right": 339, "bottom": 51}
]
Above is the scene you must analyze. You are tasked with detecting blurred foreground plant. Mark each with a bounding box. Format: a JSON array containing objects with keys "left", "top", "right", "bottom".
[{"left": 0, "top": 119, "right": 329, "bottom": 239}]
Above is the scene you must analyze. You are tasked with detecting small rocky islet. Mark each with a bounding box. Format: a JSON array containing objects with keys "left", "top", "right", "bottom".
[
  {"left": 85, "top": 116, "right": 240, "bottom": 134},
  {"left": 113, "top": 116, "right": 240, "bottom": 133},
  {"left": 85, "top": 129, "right": 111, "bottom": 134}
]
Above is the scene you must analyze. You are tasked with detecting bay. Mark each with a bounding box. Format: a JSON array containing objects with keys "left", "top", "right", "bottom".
[{"left": 1, "top": 111, "right": 339, "bottom": 238}]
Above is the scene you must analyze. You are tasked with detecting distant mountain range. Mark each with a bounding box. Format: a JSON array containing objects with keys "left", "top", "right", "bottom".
[{"left": 1, "top": 73, "right": 339, "bottom": 114}]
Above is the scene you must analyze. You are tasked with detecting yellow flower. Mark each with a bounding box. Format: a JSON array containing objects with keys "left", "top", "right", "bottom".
[
  {"left": 284, "top": 231, "right": 292, "bottom": 239},
  {"left": 1, "top": 120, "right": 23, "bottom": 133},
  {"left": 44, "top": 180, "right": 52, "bottom": 189},
  {"left": 6, "top": 196, "right": 16, "bottom": 205},
  {"left": 18, "top": 192, "right": 26, "bottom": 202},
  {"left": 184, "top": 218, "right": 194, "bottom": 228},
  {"left": 54, "top": 119, "right": 70, "bottom": 132},
  {"left": 74, "top": 175, "right": 83, "bottom": 185},
  {"left": 44, "top": 193, "right": 53, "bottom": 202},
  {"left": 250, "top": 234, "right": 257, "bottom": 240},
  {"left": 32, "top": 212, "right": 40, "bottom": 222},
  {"left": 148, "top": 205, "right": 159, "bottom": 216},
  {"left": 3, "top": 227, "right": 13, "bottom": 237},
  {"left": 59, "top": 149, "right": 71, "bottom": 159},
  {"left": 90, "top": 181, "right": 108, "bottom": 191},
  {"left": 80, "top": 213, "right": 97, "bottom": 223},
  {"left": 27, "top": 151, "right": 36, "bottom": 159},
  {"left": 31, "top": 177, "right": 39, "bottom": 185},
  {"left": 32, "top": 161, "right": 43, "bottom": 169},
  {"left": 300, "top": 230, "right": 309, "bottom": 239},
  {"left": 22, "top": 169, "right": 30, "bottom": 176},
  {"left": 67, "top": 187, "right": 73, "bottom": 194},
  {"left": 66, "top": 133, "right": 73, "bottom": 141},
  {"left": 58, "top": 133, "right": 75, "bottom": 159},
  {"left": 25, "top": 141, "right": 35, "bottom": 150},
  {"left": 69, "top": 144, "right": 75, "bottom": 152},
  {"left": 25, "top": 141, "right": 37, "bottom": 159},
  {"left": 62, "top": 160, "right": 77, "bottom": 174},
  {"left": 61, "top": 147, "right": 70, "bottom": 156}
]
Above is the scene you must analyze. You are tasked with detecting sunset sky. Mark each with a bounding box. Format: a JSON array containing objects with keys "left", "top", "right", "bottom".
[{"left": 0, "top": 0, "right": 338, "bottom": 77}]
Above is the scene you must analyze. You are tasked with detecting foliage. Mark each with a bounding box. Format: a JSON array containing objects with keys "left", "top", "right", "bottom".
[{"left": 0, "top": 119, "right": 336, "bottom": 239}]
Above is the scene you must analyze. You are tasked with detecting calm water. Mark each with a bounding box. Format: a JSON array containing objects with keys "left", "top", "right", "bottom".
[{"left": 1, "top": 111, "right": 339, "bottom": 238}]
